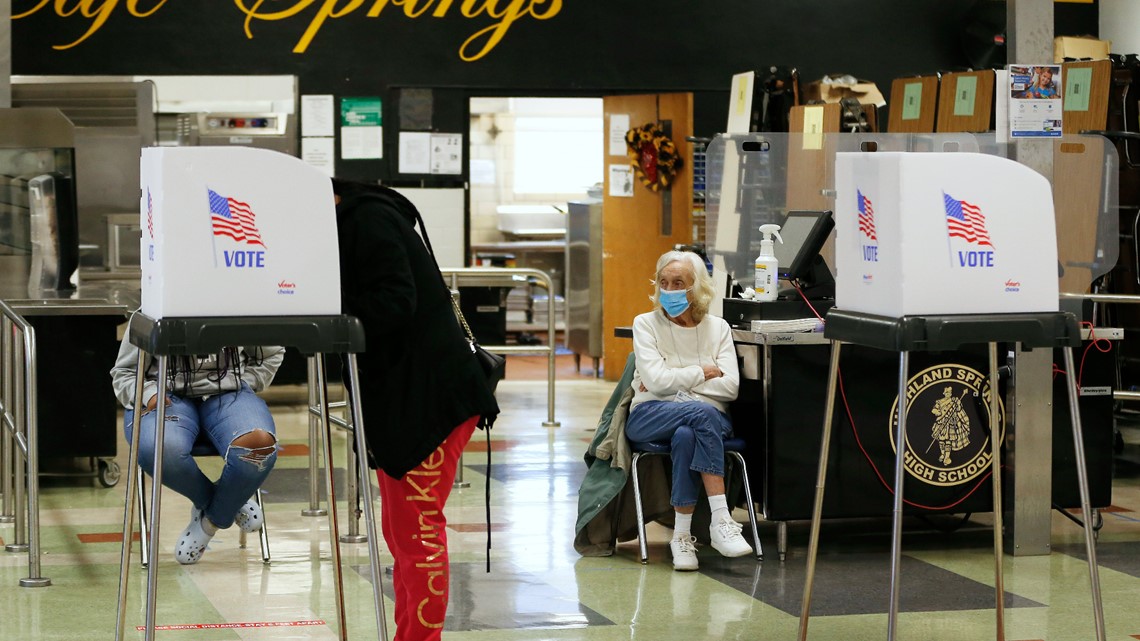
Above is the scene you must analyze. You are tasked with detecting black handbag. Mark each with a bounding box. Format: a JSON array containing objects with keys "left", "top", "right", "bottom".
[
  {"left": 451, "top": 296, "right": 507, "bottom": 393},
  {"left": 406, "top": 193, "right": 506, "bottom": 395}
]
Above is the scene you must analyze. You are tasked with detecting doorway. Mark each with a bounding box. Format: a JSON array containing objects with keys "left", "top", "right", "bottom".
[{"left": 467, "top": 96, "right": 604, "bottom": 345}]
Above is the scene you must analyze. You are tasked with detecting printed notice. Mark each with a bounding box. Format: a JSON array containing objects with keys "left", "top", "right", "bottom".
[
  {"left": 901, "top": 82, "right": 923, "bottom": 120},
  {"left": 399, "top": 132, "right": 431, "bottom": 174},
  {"left": 802, "top": 105, "right": 824, "bottom": 150},
  {"left": 301, "top": 95, "right": 334, "bottom": 137},
  {"left": 340, "top": 96, "right": 383, "bottom": 159},
  {"left": 609, "top": 164, "right": 633, "bottom": 197},
  {"left": 953, "top": 76, "right": 977, "bottom": 117},
  {"left": 1008, "top": 64, "right": 1063, "bottom": 137},
  {"left": 609, "top": 114, "right": 630, "bottom": 156},
  {"left": 301, "top": 137, "right": 335, "bottom": 176},
  {"left": 1064, "top": 67, "right": 1092, "bottom": 112},
  {"left": 429, "top": 133, "right": 463, "bottom": 174}
]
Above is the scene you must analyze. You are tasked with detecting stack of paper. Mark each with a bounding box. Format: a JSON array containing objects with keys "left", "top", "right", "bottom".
[{"left": 749, "top": 318, "right": 824, "bottom": 333}]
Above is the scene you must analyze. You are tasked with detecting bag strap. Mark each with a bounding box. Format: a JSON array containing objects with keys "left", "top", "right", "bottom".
[{"left": 400, "top": 190, "right": 495, "bottom": 572}]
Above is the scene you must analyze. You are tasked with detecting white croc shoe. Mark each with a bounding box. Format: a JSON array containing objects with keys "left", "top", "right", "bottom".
[
  {"left": 710, "top": 515, "right": 752, "bottom": 558},
  {"left": 670, "top": 534, "right": 699, "bottom": 571},
  {"left": 233, "top": 497, "right": 264, "bottom": 534},
  {"left": 174, "top": 508, "right": 215, "bottom": 565}
]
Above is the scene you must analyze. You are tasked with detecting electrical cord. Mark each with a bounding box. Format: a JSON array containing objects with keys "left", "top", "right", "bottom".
[{"left": 792, "top": 281, "right": 998, "bottom": 512}]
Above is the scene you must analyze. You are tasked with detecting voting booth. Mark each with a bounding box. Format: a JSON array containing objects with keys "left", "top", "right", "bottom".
[
  {"left": 833, "top": 151, "right": 1059, "bottom": 316},
  {"left": 118, "top": 148, "right": 388, "bottom": 641},
  {"left": 801, "top": 152, "right": 1104, "bottom": 641},
  {"left": 140, "top": 146, "right": 340, "bottom": 318}
]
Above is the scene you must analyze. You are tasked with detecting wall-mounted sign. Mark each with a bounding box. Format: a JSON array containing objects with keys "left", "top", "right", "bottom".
[
  {"left": 340, "top": 96, "right": 383, "bottom": 160},
  {"left": 1008, "top": 64, "right": 1063, "bottom": 138}
]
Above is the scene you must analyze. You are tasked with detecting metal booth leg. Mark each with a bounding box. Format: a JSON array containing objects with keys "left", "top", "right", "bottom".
[
  {"left": 345, "top": 353, "right": 390, "bottom": 641},
  {"left": 988, "top": 343, "right": 1006, "bottom": 639},
  {"left": 115, "top": 354, "right": 149, "bottom": 641},
  {"left": 798, "top": 339, "right": 842, "bottom": 641},
  {"left": 341, "top": 417, "right": 366, "bottom": 543},
  {"left": 1062, "top": 346, "right": 1107, "bottom": 641},
  {"left": 312, "top": 354, "right": 350, "bottom": 641},
  {"left": 886, "top": 351, "right": 910, "bottom": 641},
  {"left": 303, "top": 356, "right": 327, "bottom": 517}
]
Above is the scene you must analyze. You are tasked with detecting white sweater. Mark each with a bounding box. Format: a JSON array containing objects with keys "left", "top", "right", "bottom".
[{"left": 630, "top": 310, "right": 740, "bottom": 413}]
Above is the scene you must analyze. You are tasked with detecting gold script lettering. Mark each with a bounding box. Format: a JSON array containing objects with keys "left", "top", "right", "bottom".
[
  {"left": 416, "top": 597, "right": 446, "bottom": 628},
  {"left": 237, "top": 0, "right": 563, "bottom": 59},
  {"left": 15, "top": 0, "right": 169, "bottom": 50},
  {"left": 19, "top": 0, "right": 564, "bottom": 60}
]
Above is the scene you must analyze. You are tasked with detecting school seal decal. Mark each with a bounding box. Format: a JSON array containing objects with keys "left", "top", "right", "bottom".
[{"left": 888, "top": 364, "right": 1005, "bottom": 487}]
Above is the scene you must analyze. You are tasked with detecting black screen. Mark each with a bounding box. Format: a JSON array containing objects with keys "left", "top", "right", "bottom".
[{"left": 775, "top": 210, "right": 833, "bottom": 281}]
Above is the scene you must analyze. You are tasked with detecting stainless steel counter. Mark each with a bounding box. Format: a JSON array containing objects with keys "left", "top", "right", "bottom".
[{"left": 0, "top": 275, "right": 139, "bottom": 317}]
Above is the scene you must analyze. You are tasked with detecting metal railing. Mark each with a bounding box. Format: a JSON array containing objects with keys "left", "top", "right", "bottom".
[
  {"left": 442, "top": 267, "right": 560, "bottom": 428},
  {"left": 0, "top": 299, "right": 49, "bottom": 587},
  {"left": 298, "top": 267, "right": 562, "bottom": 521}
]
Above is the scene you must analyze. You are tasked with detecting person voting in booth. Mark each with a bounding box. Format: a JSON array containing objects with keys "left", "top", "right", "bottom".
[
  {"left": 627, "top": 250, "right": 752, "bottom": 571},
  {"left": 109, "top": 334, "right": 285, "bottom": 565},
  {"left": 332, "top": 179, "right": 499, "bottom": 641}
]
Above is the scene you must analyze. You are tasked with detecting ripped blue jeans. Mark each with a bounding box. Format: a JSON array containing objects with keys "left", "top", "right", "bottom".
[{"left": 124, "top": 383, "right": 277, "bottom": 529}]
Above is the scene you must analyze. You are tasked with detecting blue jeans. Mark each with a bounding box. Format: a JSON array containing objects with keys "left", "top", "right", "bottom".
[
  {"left": 124, "top": 383, "right": 277, "bottom": 529},
  {"left": 625, "top": 400, "right": 733, "bottom": 508}
]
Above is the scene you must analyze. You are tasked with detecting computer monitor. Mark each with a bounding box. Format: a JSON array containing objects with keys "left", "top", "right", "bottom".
[{"left": 774, "top": 210, "right": 834, "bottom": 282}]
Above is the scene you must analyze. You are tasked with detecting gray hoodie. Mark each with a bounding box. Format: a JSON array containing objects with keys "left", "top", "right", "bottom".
[{"left": 109, "top": 330, "right": 285, "bottom": 410}]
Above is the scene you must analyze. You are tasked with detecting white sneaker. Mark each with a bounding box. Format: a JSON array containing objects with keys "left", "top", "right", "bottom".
[
  {"left": 175, "top": 508, "right": 215, "bottom": 565},
  {"left": 233, "top": 497, "right": 264, "bottom": 534},
  {"left": 670, "top": 534, "right": 699, "bottom": 571},
  {"left": 710, "top": 516, "right": 752, "bottom": 558}
]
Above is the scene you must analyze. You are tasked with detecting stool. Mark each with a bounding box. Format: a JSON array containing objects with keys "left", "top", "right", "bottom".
[
  {"left": 133, "top": 435, "right": 271, "bottom": 567},
  {"left": 112, "top": 314, "right": 387, "bottom": 641},
  {"left": 797, "top": 310, "right": 1105, "bottom": 641},
  {"left": 629, "top": 437, "right": 763, "bottom": 563}
]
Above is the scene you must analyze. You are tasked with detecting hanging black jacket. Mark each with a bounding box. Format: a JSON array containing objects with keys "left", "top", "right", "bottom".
[{"left": 335, "top": 185, "right": 499, "bottom": 479}]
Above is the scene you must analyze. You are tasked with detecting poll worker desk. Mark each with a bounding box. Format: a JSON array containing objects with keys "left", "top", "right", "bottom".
[{"left": 724, "top": 318, "right": 1117, "bottom": 563}]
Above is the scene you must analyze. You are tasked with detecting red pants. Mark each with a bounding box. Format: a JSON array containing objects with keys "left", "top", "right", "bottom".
[{"left": 377, "top": 417, "right": 478, "bottom": 641}]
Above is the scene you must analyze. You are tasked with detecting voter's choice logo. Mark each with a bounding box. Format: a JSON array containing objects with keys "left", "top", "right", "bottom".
[
  {"left": 206, "top": 188, "right": 267, "bottom": 269},
  {"left": 888, "top": 363, "right": 1004, "bottom": 487},
  {"left": 857, "top": 189, "right": 878, "bottom": 263}
]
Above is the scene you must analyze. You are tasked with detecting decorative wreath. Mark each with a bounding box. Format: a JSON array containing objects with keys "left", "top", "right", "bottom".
[{"left": 624, "top": 122, "right": 684, "bottom": 192}]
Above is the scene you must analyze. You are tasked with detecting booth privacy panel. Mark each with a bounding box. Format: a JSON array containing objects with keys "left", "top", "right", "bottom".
[
  {"left": 140, "top": 146, "right": 340, "bottom": 319},
  {"left": 834, "top": 152, "right": 1059, "bottom": 316}
]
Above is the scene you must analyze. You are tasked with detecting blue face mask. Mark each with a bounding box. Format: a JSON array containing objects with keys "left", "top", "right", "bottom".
[{"left": 660, "top": 288, "right": 691, "bottom": 318}]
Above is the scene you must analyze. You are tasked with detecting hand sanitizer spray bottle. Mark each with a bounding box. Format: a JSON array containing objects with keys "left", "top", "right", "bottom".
[{"left": 754, "top": 224, "right": 783, "bottom": 302}]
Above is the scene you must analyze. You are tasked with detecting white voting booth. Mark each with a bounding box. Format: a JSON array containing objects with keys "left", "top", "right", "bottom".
[
  {"left": 140, "top": 146, "right": 341, "bottom": 318},
  {"left": 834, "top": 151, "right": 1059, "bottom": 316},
  {"left": 802, "top": 151, "right": 1104, "bottom": 641},
  {"left": 120, "top": 148, "right": 387, "bottom": 641}
]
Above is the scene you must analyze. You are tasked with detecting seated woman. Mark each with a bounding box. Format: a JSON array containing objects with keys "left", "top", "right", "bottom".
[
  {"left": 626, "top": 249, "right": 751, "bottom": 571},
  {"left": 110, "top": 324, "right": 284, "bottom": 565}
]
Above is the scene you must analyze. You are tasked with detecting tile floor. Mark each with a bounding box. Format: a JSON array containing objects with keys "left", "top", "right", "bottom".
[{"left": 3, "top": 355, "right": 1140, "bottom": 641}]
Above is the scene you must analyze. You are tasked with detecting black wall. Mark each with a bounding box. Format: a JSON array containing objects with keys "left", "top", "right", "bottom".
[{"left": 13, "top": 0, "right": 1098, "bottom": 183}]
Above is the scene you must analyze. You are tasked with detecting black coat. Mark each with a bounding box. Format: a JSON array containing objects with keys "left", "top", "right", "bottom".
[{"left": 335, "top": 187, "right": 499, "bottom": 479}]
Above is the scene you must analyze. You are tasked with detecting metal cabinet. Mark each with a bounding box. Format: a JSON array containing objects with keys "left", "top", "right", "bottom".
[{"left": 565, "top": 198, "right": 602, "bottom": 375}]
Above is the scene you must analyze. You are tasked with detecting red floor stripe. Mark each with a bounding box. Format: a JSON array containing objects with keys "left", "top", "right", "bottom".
[
  {"left": 449, "top": 523, "right": 509, "bottom": 533},
  {"left": 278, "top": 443, "right": 309, "bottom": 457},
  {"left": 78, "top": 532, "right": 141, "bottom": 544},
  {"left": 465, "top": 439, "right": 516, "bottom": 453},
  {"left": 136, "top": 620, "right": 324, "bottom": 631}
]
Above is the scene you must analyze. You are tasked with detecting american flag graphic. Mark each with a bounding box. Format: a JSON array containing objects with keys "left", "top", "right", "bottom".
[
  {"left": 208, "top": 189, "right": 265, "bottom": 247},
  {"left": 943, "top": 192, "right": 993, "bottom": 247},
  {"left": 857, "top": 190, "right": 877, "bottom": 241},
  {"left": 146, "top": 189, "right": 154, "bottom": 239}
]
